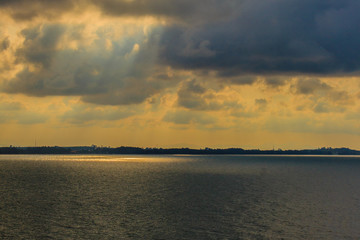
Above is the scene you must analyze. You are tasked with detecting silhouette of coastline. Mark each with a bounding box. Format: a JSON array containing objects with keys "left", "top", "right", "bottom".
[{"left": 0, "top": 146, "right": 359, "bottom": 155}]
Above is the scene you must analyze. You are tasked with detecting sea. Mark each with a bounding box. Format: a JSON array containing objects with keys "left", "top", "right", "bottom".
[{"left": 1, "top": 154, "right": 360, "bottom": 239}]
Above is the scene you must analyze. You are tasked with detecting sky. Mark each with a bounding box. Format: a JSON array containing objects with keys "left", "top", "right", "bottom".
[{"left": 0, "top": 0, "right": 360, "bottom": 149}]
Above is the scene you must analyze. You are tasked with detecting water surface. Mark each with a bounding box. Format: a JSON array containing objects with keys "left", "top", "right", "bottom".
[{"left": 1, "top": 155, "right": 359, "bottom": 239}]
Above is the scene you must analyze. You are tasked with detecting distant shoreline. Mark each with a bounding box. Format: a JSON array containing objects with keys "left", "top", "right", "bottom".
[{"left": 1, "top": 146, "right": 359, "bottom": 155}]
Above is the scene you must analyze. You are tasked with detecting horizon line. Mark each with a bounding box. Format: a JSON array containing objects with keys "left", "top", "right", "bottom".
[{"left": 2, "top": 145, "right": 360, "bottom": 151}]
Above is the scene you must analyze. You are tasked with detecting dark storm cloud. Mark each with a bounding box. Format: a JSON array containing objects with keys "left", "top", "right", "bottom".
[
  {"left": 158, "top": 0, "right": 360, "bottom": 75},
  {"left": 92, "top": 0, "right": 238, "bottom": 23},
  {"left": 3, "top": 0, "right": 360, "bottom": 107},
  {"left": 0, "top": 0, "right": 76, "bottom": 20},
  {"left": 4, "top": 0, "right": 360, "bottom": 76},
  {"left": 0, "top": 0, "right": 239, "bottom": 22}
]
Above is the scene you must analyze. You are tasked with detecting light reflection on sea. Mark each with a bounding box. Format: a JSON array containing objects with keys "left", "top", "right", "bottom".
[
  {"left": 0, "top": 154, "right": 192, "bottom": 162},
  {"left": 0, "top": 154, "right": 360, "bottom": 239}
]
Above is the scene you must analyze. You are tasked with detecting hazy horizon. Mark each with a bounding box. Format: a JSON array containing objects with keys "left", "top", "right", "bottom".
[{"left": 2, "top": 144, "right": 359, "bottom": 152}]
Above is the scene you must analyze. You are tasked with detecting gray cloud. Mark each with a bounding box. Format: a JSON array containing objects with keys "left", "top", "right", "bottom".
[
  {"left": 312, "top": 101, "right": 345, "bottom": 113},
  {"left": 292, "top": 78, "right": 354, "bottom": 105},
  {"left": 3, "top": 24, "right": 173, "bottom": 106},
  {"left": 327, "top": 90, "right": 353, "bottom": 105},
  {"left": 158, "top": 0, "right": 360, "bottom": 75},
  {"left": 263, "top": 77, "right": 289, "bottom": 88},
  {"left": 3, "top": 0, "right": 360, "bottom": 78},
  {"left": 176, "top": 79, "right": 231, "bottom": 111},
  {"left": 3, "top": 0, "right": 360, "bottom": 108},
  {"left": 6, "top": 0, "right": 360, "bottom": 77},
  {"left": 0, "top": 37, "right": 9, "bottom": 52},
  {"left": 177, "top": 79, "right": 207, "bottom": 110},
  {"left": 313, "top": 102, "right": 330, "bottom": 113},
  {"left": 16, "top": 24, "right": 65, "bottom": 68},
  {"left": 0, "top": 0, "right": 76, "bottom": 20},
  {"left": 225, "top": 76, "right": 258, "bottom": 85},
  {"left": 3, "top": 0, "right": 360, "bottom": 77},
  {"left": 0, "top": 0, "right": 240, "bottom": 23},
  {"left": 255, "top": 98, "right": 268, "bottom": 111},
  {"left": 292, "top": 78, "right": 331, "bottom": 95},
  {"left": 92, "top": 0, "right": 239, "bottom": 24}
]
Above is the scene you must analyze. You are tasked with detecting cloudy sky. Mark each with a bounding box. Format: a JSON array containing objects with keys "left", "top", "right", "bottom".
[{"left": 1, "top": 0, "right": 360, "bottom": 149}]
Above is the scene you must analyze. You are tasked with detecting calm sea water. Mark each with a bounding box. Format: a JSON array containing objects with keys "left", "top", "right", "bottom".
[{"left": 1, "top": 155, "right": 360, "bottom": 239}]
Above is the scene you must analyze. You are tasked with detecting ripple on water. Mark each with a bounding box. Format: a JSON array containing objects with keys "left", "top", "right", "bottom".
[{"left": 0, "top": 155, "right": 360, "bottom": 239}]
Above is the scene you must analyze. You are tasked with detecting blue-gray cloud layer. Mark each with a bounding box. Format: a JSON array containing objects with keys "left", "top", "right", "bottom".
[
  {"left": 158, "top": 0, "right": 360, "bottom": 75},
  {"left": 2, "top": 0, "right": 360, "bottom": 106},
  {"left": 4, "top": 0, "right": 360, "bottom": 75}
]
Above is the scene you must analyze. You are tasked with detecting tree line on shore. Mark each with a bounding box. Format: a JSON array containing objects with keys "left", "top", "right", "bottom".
[{"left": 0, "top": 146, "right": 359, "bottom": 155}]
